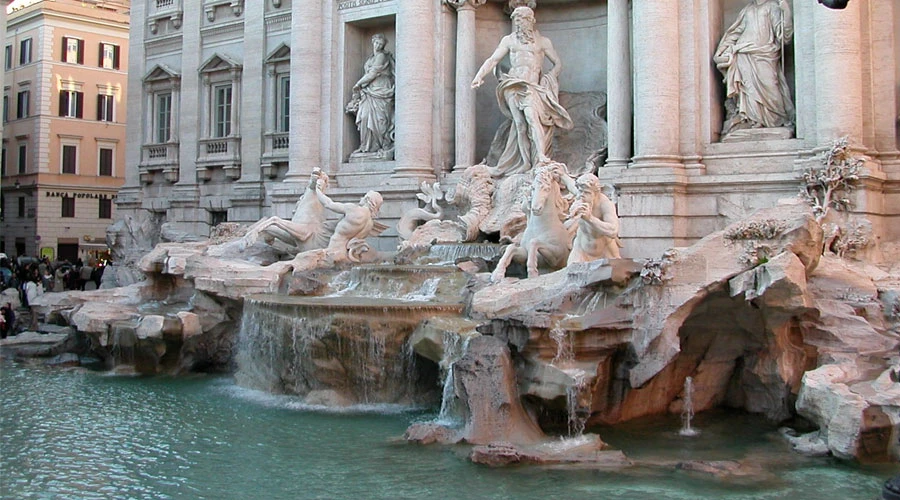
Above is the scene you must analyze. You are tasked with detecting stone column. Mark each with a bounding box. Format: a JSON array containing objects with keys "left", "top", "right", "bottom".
[
  {"left": 813, "top": 2, "right": 864, "bottom": 147},
  {"left": 393, "top": 0, "right": 437, "bottom": 180},
  {"left": 447, "top": 0, "right": 485, "bottom": 170},
  {"left": 630, "top": 1, "right": 681, "bottom": 168},
  {"left": 286, "top": 0, "right": 323, "bottom": 180},
  {"left": 871, "top": 0, "right": 899, "bottom": 159},
  {"left": 605, "top": 0, "right": 632, "bottom": 168}
]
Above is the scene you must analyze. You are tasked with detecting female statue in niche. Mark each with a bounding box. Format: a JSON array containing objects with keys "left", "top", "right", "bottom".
[
  {"left": 346, "top": 33, "right": 395, "bottom": 160},
  {"left": 714, "top": 0, "right": 795, "bottom": 138}
]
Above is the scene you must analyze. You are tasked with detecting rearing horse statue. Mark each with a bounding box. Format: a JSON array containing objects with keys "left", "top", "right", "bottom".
[{"left": 491, "top": 162, "right": 573, "bottom": 282}]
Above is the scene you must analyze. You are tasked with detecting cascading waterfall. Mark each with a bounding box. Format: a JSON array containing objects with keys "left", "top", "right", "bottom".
[
  {"left": 679, "top": 376, "right": 700, "bottom": 437},
  {"left": 549, "top": 327, "right": 574, "bottom": 368},
  {"left": 549, "top": 326, "right": 592, "bottom": 437},
  {"left": 435, "top": 333, "right": 472, "bottom": 425},
  {"left": 235, "top": 294, "right": 458, "bottom": 405},
  {"left": 564, "top": 369, "right": 590, "bottom": 437},
  {"left": 402, "top": 277, "right": 440, "bottom": 301},
  {"left": 426, "top": 243, "right": 503, "bottom": 265}
]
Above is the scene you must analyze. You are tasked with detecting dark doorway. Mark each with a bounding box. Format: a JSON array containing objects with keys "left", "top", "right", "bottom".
[{"left": 58, "top": 243, "right": 79, "bottom": 263}]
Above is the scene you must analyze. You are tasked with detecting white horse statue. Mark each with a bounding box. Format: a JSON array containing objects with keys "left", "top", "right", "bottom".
[
  {"left": 242, "top": 168, "right": 332, "bottom": 253},
  {"left": 491, "top": 162, "right": 573, "bottom": 281}
]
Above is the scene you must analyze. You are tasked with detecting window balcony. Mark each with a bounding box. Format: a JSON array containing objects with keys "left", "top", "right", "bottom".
[
  {"left": 148, "top": 0, "right": 183, "bottom": 34},
  {"left": 261, "top": 131, "right": 289, "bottom": 179},
  {"left": 197, "top": 136, "right": 241, "bottom": 181},
  {"left": 139, "top": 142, "right": 180, "bottom": 184}
]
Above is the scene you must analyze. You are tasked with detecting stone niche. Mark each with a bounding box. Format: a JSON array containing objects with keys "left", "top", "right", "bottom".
[
  {"left": 340, "top": 16, "right": 397, "bottom": 169},
  {"left": 713, "top": 0, "right": 797, "bottom": 143},
  {"left": 471, "top": 1, "right": 610, "bottom": 165}
]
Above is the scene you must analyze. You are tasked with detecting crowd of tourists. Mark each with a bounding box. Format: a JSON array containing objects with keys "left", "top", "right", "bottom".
[{"left": 0, "top": 254, "right": 105, "bottom": 338}]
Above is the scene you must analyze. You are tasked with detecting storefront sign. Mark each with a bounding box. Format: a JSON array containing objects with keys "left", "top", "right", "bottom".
[{"left": 44, "top": 191, "right": 116, "bottom": 200}]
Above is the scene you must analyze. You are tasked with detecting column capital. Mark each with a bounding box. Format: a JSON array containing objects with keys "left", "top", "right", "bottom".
[{"left": 444, "top": 0, "right": 486, "bottom": 12}]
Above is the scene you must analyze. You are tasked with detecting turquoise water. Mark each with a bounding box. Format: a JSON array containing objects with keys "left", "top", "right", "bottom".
[{"left": 1, "top": 361, "right": 893, "bottom": 500}]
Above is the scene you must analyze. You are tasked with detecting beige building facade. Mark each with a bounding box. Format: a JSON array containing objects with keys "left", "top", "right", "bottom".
[
  {"left": 120, "top": 0, "right": 900, "bottom": 257},
  {"left": 1, "top": 0, "right": 129, "bottom": 262}
]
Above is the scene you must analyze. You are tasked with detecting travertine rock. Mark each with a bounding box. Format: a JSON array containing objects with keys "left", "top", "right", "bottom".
[{"left": 453, "top": 336, "right": 545, "bottom": 445}]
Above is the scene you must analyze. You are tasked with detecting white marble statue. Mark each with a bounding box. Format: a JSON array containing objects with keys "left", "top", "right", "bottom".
[
  {"left": 472, "top": 6, "right": 573, "bottom": 176},
  {"left": 713, "top": 0, "right": 794, "bottom": 137},
  {"left": 563, "top": 173, "right": 621, "bottom": 264},
  {"left": 347, "top": 33, "right": 395, "bottom": 160},
  {"left": 314, "top": 185, "right": 387, "bottom": 263},
  {"left": 491, "top": 161, "right": 572, "bottom": 282},
  {"left": 241, "top": 169, "right": 331, "bottom": 253}
]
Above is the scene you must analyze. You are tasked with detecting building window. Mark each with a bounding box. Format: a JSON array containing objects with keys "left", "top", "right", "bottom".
[
  {"left": 17, "top": 144, "right": 26, "bottom": 174},
  {"left": 19, "top": 39, "right": 32, "bottom": 65},
  {"left": 62, "top": 37, "right": 84, "bottom": 64},
  {"left": 62, "top": 145, "right": 78, "bottom": 174},
  {"left": 18, "top": 197, "right": 25, "bottom": 217},
  {"left": 98, "top": 198, "right": 112, "bottom": 219},
  {"left": 279, "top": 76, "right": 290, "bottom": 132},
  {"left": 99, "top": 148, "right": 113, "bottom": 176},
  {"left": 59, "top": 91, "right": 84, "bottom": 118},
  {"left": 16, "top": 90, "right": 29, "bottom": 119},
  {"left": 4, "top": 45, "right": 11, "bottom": 70},
  {"left": 1, "top": 147, "right": 6, "bottom": 177},
  {"left": 99, "top": 43, "right": 120, "bottom": 70},
  {"left": 213, "top": 84, "right": 232, "bottom": 138},
  {"left": 97, "top": 94, "right": 114, "bottom": 122},
  {"left": 2, "top": 95, "right": 7, "bottom": 123},
  {"left": 155, "top": 93, "right": 172, "bottom": 143},
  {"left": 61, "top": 197, "right": 75, "bottom": 218},
  {"left": 211, "top": 210, "right": 228, "bottom": 227}
]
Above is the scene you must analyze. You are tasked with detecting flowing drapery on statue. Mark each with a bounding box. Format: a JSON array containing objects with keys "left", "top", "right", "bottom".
[
  {"left": 347, "top": 34, "right": 395, "bottom": 160},
  {"left": 472, "top": 7, "right": 573, "bottom": 176},
  {"left": 714, "top": 0, "right": 794, "bottom": 138}
]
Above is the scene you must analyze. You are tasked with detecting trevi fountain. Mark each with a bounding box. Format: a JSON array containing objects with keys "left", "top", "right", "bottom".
[{"left": 2, "top": 0, "right": 899, "bottom": 498}]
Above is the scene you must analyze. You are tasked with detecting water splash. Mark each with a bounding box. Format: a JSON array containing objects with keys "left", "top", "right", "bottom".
[{"left": 679, "top": 376, "right": 700, "bottom": 437}]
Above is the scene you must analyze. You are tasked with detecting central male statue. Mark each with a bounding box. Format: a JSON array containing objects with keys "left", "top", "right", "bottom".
[{"left": 472, "top": 6, "right": 573, "bottom": 176}]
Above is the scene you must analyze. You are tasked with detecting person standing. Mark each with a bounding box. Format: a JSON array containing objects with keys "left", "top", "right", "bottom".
[{"left": 24, "top": 277, "right": 44, "bottom": 331}]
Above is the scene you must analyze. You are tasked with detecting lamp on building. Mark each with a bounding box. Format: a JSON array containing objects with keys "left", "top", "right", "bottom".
[{"left": 818, "top": 0, "right": 849, "bottom": 8}]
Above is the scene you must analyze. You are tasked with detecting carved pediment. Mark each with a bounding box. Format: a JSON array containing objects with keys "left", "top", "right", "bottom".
[
  {"left": 143, "top": 64, "right": 181, "bottom": 84},
  {"left": 199, "top": 53, "right": 242, "bottom": 74},
  {"left": 265, "top": 43, "right": 290, "bottom": 64}
]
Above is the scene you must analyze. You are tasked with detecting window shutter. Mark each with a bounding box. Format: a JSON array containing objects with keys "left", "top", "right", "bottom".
[
  {"left": 77, "top": 39, "right": 84, "bottom": 65},
  {"left": 75, "top": 92, "right": 84, "bottom": 118},
  {"left": 98, "top": 43, "right": 103, "bottom": 67},
  {"left": 62, "top": 37, "right": 68, "bottom": 61},
  {"left": 59, "top": 92, "right": 68, "bottom": 116},
  {"left": 96, "top": 95, "right": 103, "bottom": 120},
  {"left": 113, "top": 46, "right": 120, "bottom": 70},
  {"left": 106, "top": 96, "right": 114, "bottom": 121}
]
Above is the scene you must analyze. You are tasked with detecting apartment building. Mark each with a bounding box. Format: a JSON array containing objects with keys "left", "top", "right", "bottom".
[{"left": 1, "top": 0, "right": 129, "bottom": 263}]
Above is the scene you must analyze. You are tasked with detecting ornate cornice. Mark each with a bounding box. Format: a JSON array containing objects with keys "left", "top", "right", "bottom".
[{"left": 444, "top": 0, "right": 487, "bottom": 11}]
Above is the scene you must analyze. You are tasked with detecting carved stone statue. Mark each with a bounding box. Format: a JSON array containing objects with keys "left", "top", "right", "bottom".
[
  {"left": 232, "top": 169, "right": 328, "bottom": 253},
  {"left": 491, "top": 161, "right": 572, "bottom": 281},
  {"left": 346, "top": 33, "right": 395, "bottom": 161},
  {"left": 314, "top": 185, "right": 387, "bottom": 263},
  {"left": 472, "top": 6, "right": 573, "bottom": 176},
  {"left": 713, "top": 0, "right": 794, "bottom": 138},
  {"left": 563, "top": 173, "right": 621, "bottom": 264}
]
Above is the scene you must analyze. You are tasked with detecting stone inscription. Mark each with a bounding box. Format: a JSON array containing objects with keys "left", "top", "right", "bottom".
[{"left": 338, "top": 0, "right": 390, "bottom": 10}]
